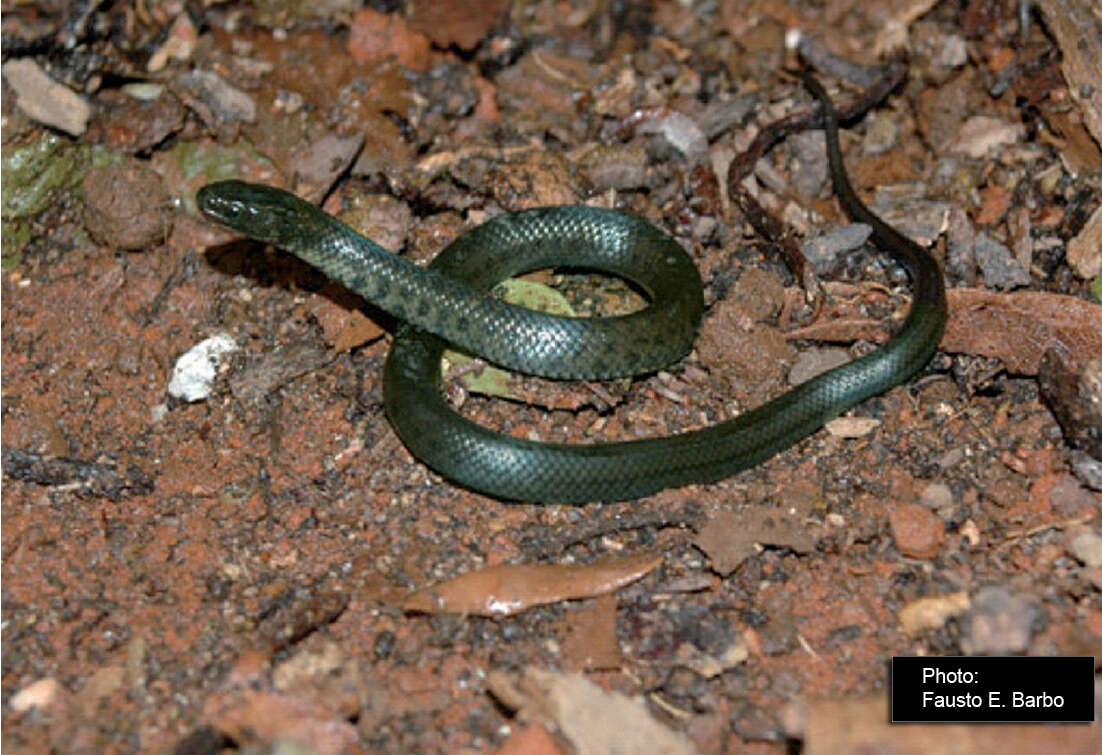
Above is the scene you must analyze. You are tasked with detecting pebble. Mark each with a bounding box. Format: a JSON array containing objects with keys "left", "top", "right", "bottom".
[
  {"left": 974, "top": 232, "right": 1030, "bottom": 289},
  {"left": 176, "top": 69, "right": 256, "bottom": 124},
  {"left": 1071, "top": 450, "right": 1102, "bottom": 491},
  {"left": 936, "top": 447, "right": 965, "bottom": 470},
  {"left": 1067, "top": 529, "right": 1102, "bottom": 568},
  {"left": 730, "top": 268, "right": 784, "bottom": 323},
  {"left": 1066, "top": 204, "right": 1102, "bottom": 279},
  {"left": 945, "top": 205, "right": 977, "bottom": 284},
  {"left": 2, "top": 58, "right": 91, "bottom": 135},
  {"left": 919, "top": 482, "right": 954, "bottom": 516},
  {"left": 824, "top": 416, "right": 880, "bottom": 438},
  {"left": 788, "top": 348, "right": 850, "bottom": 386},
  {"left": 861, "top": 112, "right": 898, "bottom": 156},
  {"left": 581, "top": 143, "right": 648, "bottom": 190},
  {"left": 9, "top": 677, "right": 67, "bottom": 713},
  {"left": 889, "top": 504, "right": 945, "bottom": 559},
  {"left": 960, "top": 586, "right": 1044, "bottom": 654},
  {"left": 82, "top": 163, "right": 172, "bottom": 250},
  {"left": 787, "top": 129, "right": 827, "bottom": 197},
  {"left": 949, "top": 116, "right": 1025, "bottom": 159},
  {"left": 1047, "top": 474, "right": 1099, "bottom": 518},
  {"left": 799, "top": 223, "right": 871, "bottom": 275},
  {"left": 167, "top": 333, "right": 238, "bottom": 402},
  {"left": 934, "top": 35, "right": 969, "bottom": 69},
  {"left": 639, "top": 111, "right": 707, "bottom": 162}
]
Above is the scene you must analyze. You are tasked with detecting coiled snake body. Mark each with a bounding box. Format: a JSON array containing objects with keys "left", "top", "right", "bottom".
[{"left": 197, "top": 76, "right": 946, "bottom": 504}]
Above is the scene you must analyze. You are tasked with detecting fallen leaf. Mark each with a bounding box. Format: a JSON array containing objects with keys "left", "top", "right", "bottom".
[
  {"left": 228, "top": 341, "right": 332, "bottom": 406},
  {"left": 403, "top": 551, "right": 662, "bottom": 617},
  {"left": 444, "top": 277, "right": 578, "bottom": 401},
  {"left": 943, "top": 288, "right": 1102, "bottom": 374},
  {"left": 560, "top": 594, "right": 623, "bottom": 671},
  {"left": 786, "top": 289, "right": 1102, "bottom": 377},
  {"left": 694, "top": 507, "right": 815, "bottom": 576},
  {"left": 488, "top": 668, "right": 696, "bottom": 755}
]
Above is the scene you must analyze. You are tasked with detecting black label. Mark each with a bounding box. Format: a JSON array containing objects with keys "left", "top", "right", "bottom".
[{"left": 892, "top": 656, "right": 1095, "bottom": 723}]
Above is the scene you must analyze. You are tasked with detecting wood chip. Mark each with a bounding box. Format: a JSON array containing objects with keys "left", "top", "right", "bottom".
[{"left": 1036, "top": 0, "right": 1102, "bottom": 149}]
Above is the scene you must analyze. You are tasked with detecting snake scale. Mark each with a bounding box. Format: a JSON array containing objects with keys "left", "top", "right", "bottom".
[{"left": 197, "top": 74, "right": 947, "bottom": 504}]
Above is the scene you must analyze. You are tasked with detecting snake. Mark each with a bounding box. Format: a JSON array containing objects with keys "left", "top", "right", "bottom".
[{"left": 196, "top": 74, "right": 946, "bottom": 504}]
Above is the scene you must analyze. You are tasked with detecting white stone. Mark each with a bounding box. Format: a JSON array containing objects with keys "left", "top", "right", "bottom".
[{"left": 167, "top": 333, "right": 238, "bottom": 402}]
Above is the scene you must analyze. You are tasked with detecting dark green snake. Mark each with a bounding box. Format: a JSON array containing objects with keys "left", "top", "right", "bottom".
[{"left": 197, "top": 76, "right": 946, "bottom": 504}]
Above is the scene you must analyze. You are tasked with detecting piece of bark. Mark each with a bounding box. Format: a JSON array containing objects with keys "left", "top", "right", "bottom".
[
  {"left": 1035, "top": 0, "right": 1102, "bottom": 151},
  {"left": 1067, "top": 204, "right": 1102, "bottom": 280},
  {"left": 1039, "top": 349, "right": 1102, "bottom": 460}
]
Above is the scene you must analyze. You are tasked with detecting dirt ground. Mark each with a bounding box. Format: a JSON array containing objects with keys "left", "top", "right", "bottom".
[{"left": 3, "top": 1, "right": 1102, "bottom": 753}]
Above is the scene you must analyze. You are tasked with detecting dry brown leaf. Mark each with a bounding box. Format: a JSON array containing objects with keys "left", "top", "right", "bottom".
[
  {"left": 488, "top": 668, "right": 696, "bottom": 755},
  {"left": 560, "top": 594, "right": 624, "bottom": 671},
  {"left": 694, "top": 507, "right": 815, "bottom": 576},
  {"left": 403, "top": 551, "right": 662, "bottom": 617},
  {"left": 784, "top": 289, "right": 1102, "bottom": 377},
  {"left": 943, "top": 289, "right": 1102, "bottom": 375},
  {"left": 311, "top": 286, "right": 385, "bottom": 352}
]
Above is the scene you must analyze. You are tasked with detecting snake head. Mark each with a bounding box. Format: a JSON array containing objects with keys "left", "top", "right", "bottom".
[{"left": 197, "top": 180, "right": 322, "bottom": 247}]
